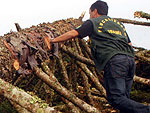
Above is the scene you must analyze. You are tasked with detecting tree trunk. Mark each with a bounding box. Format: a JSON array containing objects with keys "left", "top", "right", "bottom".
[
  {"left": 115, "top": 18, "right": 150, "bottom": 26},
  {"left": 0, "top": 78, "right": 58, "bottom": 113}
]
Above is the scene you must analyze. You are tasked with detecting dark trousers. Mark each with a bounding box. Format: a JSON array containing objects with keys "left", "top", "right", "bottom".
[{"left": 103, "top": 54, "right": 150, "bottom": 113}]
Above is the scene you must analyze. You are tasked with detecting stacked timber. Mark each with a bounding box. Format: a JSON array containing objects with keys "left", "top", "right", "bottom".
[{"left": 0, "top": 13, "right": 150, "bottom": 113}]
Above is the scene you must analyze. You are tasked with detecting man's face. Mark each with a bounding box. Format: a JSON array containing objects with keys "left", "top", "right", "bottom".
[{"left": 89, "top": 9, "right": 95, "bottom": 19}]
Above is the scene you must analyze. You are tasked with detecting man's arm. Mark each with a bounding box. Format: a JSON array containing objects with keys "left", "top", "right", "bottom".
[
  {"left": 51, "top": 30, "right": 79, "bottom": 43},
  {"left": 50, "top": 20, "right": 93, "bottom": 44}
]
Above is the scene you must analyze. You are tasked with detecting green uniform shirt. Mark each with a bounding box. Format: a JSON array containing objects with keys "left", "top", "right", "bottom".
[{"left": 89, "top": 15, "right": 135, "bottom": 72}]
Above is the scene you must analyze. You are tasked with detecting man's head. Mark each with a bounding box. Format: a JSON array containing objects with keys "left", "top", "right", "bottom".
[{"left": 89, "top": 0, "right": 108, "bottom": 18}]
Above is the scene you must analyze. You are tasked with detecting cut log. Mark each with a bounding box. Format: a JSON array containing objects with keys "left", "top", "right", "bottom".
[
  {"left": 0, "top": 78, "right": 59, "bottom": 113},
  {"left": 115, "top": 18, "right": 150, "bottom": 26},
  {"left": 134, "top": 75, "right": 150, "bottom": 86},
  {"left": 134, "top": 11, "right": 150, "bottom": 20}
]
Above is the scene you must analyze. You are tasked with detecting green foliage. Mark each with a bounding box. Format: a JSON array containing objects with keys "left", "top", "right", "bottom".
[
  {"left": 130, "top": 89, "right": 150, "bottom": 103},
  {"left": 0, "top": 99, "right": 18, "bottom": 113},
  {"left": 131, "top": 82, "right": 150, "bottom": 103}
]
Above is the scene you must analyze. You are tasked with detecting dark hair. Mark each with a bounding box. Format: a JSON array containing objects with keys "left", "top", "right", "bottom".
[{"left": 90, "top": 0, "right": 108, "bottom": 15}]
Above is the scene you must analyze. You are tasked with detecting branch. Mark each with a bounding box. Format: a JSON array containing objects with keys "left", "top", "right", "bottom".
[
  {"left": 34, "top": 65, "right": 100, "bottom": 113},
  {"left": 134, "top": 11, "right": 150, "bottom": 20},
  {"left": 79, "top": 11, "right": 86, "bottom": 20},
  {"left": 80, "top": 39, "right": 93, "bottom": 59},
  {"left": 0, "top": 78, "right": 58, "bottom": 113},
  {"left": 61, "top": 45, "right": 95, "bottom": 66},
  {"left": 58, "top": 52, "right": 72, "bottom": 89},
  {"left": 80, "top": 70, "right": 94, "bottom": 105},
  {"left": 135, "top": 50, "right": 150, "bottom": 63},
  {"left": 114, "top": 18, "right": 150, "bottom": 26},
  {"left": 10, "top": 101, "right": 31, "bottom": 113},
  {"left": 15, "top": 23, "right": 22, "bottom": 32},
  {"left": 134, "top": 75, "right": 150, "bottom": 86},
  {"left": 78, "top": 62, "right": 106, "bottom": 97},
  {"left": 58, "top": 53, "right": 81, "bottom": 113}
]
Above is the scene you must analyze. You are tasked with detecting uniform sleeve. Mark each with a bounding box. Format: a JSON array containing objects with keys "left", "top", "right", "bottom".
[{"left": 75, "top": 20, "right": 93, "bottom": 39}]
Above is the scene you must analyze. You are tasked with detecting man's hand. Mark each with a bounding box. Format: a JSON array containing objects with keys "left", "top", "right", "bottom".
[{"left": 44, "top": 33, "right": 52, "bottom": 50}]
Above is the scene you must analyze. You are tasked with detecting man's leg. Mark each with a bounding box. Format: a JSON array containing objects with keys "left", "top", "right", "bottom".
[{"left": 103, "top": 54, "right": 150, "bottom": 113}]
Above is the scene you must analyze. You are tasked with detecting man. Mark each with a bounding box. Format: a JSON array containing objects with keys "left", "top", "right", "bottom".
[{"left": 50, "top": 0, "right": 150, "bottom": 113}]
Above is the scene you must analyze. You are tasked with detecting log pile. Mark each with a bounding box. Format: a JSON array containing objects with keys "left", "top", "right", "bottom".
[{"left": 0, "top": 13, "right": 150, "bottom": 113}]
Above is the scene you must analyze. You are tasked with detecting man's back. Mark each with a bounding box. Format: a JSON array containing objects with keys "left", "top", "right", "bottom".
[{"left": 89, "top": 15, "right": 134, "bottom": 72}]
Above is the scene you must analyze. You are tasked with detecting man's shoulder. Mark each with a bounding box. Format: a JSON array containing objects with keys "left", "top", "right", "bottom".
[{"left": 89, "top": 15, "right": 111, "bottom": 23}]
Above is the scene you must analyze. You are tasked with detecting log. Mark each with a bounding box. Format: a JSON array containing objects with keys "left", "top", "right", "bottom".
[
  {"left": 134, "top": 75, "right": 150, "bottom": 86},
  {"left": 135, "top": 50, "right": 150, "bottom": 63},
  {"left": 15, "top": 23, "right": 22, "bottom": 32},
  {"left": 53, "top": 52, "right": 81, "bottom": 113},
  {"left": 10, "top": 101, "right": 31, "bottom": 113},
  {"left": 134, "top": 11, "right": 150, "bottom": 20},
  {"left": 34, "top": 65, "right": 100, "bottom": 113},
  {"left": 61, "top": 45, "right": 95, "bottom": 66},
  {"left": 115, "top": 18, "right": 150, "bottom": 26},
  {"left": 0, "top": 78, "right": 58, "bottom": 113}
]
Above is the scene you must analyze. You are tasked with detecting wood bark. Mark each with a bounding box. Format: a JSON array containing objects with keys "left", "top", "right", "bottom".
[
  {"left": 10, "top": 101, "right": 31, "bottom": 113},
  {"left": 134, "top": 11, "right": 150, "bottom": 20},
  {"left": 34, "top": 65, "right": 100, "bottom": 113},
  {"left": 134, "top": 75, "right": 150, "bottom": 86},
  {"left": 115, "top": 18, "right": 150, "bottom": 26},
  {"left": 0, "top": 78, "right": 58, "bottom": 113},
  {"left": 61, "top": 45, "right": 95, "bottom": 66}
]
